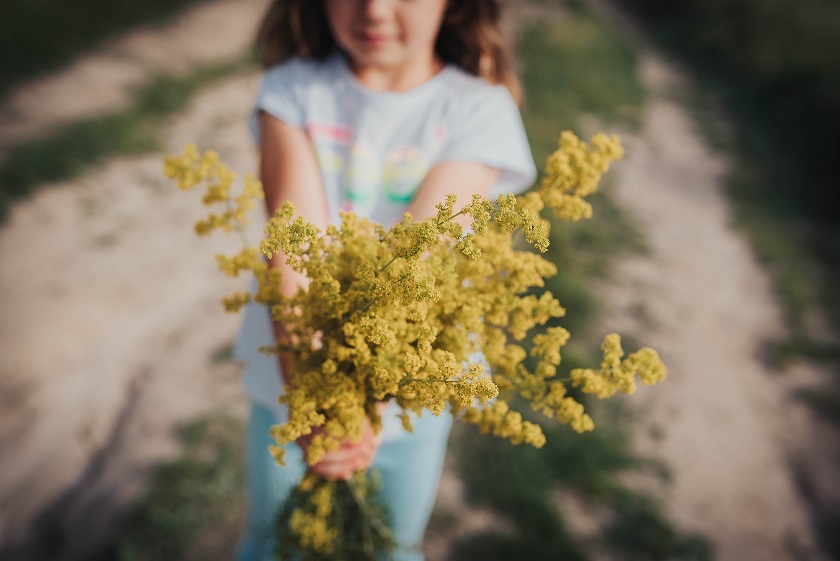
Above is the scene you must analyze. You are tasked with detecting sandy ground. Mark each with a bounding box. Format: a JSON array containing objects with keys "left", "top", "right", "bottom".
[
  {"left": 1, "top": 0, "right": 838, "bottom": 560},
  {"left": 0, "top": 74, "right": 261, "bottom": 559},
  {"left": 0, "top": 1, "right": 268, "bottom": 558}
]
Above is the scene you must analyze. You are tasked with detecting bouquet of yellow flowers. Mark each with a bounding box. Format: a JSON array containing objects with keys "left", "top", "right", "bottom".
[{"left": 164, "top": 131, "right": 666, "bottom": 560}]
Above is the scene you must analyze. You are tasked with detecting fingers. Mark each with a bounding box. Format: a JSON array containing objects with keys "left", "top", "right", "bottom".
[
  {"left": 309, "top": 435, "right": 378, "bottom": 480},
  {"left": 297, "top": 416, "right": 385, "bottom": 481}
]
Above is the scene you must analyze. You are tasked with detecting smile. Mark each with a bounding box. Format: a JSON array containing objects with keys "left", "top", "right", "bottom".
[{"left": 359, "top": 32, "right": 392, "bottom": 47}]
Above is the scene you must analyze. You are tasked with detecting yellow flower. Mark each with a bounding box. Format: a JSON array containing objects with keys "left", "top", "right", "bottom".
[
  {"left": 166, "top": 130, "right": 664, "bottom": 460},
  {"left": 570, "top": 334, "right": 667, "bottom": 400}
]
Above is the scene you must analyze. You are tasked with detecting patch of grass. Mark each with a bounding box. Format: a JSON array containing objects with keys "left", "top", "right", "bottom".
[
  {"left": 425, "top": 506, "right": 460, "bottom": 540},
  {"left": 517, "top": 7, "right": 647, "bottom": 338},
  {"left": 771, "top": 337, "right": 840, "bottom": 367},
  {"left": 451, "top": 515, "right": 586, "bottom": 561},
  {"left": 795, "top": 388, "right": 840, "bottom": 424},
  {"left": 543, "top": 190, "right": 646, "bottom": 339},
  {"left": 518, "top": 11, "right": 646, "bottom": 162},
  {"left": 0, "top": 0, "right": 211, "bottom": 94},
  {"left": 723, "top": 153, "right": 840, "bottom": 366},
  {"left": 449, "top": 425, "right": 588, "bottom": 561},
  {"left": 603, "top": 491, "right": 712, "bottom": 561},
  {"left": 0, "top": 55, "right": 253, "bottom": 219},
  {"left": 450, "top": 420, "right": 710, "bottom": 561},
  {"left": 101, "top": 415, "right": 247, "bottom": 561},
  {"left": 211, "top": 342, "right": 237, "bottom": 364},
  {"left": 728, "top": 202, "right": 814, "bottom": 332}
]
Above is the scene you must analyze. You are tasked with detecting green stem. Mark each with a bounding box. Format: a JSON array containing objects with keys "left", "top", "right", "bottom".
[
  {"left": 354, "top": 485, "right": 377, "bottom": 560},
  {"left": 345, "top": 475, "right": 389, "bottom": 559},
  {"left": 225, "top": 196, "right": 251, "bottom": 249},
  {"left": 439, "top": 208, "right": 468, "bottom": 225},
  {"left": 333, "top": 478, "right": 347, "bottom": 561},
  {"left": 378, "top": 255, "right": 398, "bottom": 273}
]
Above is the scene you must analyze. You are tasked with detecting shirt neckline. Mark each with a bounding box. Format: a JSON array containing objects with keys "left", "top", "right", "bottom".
[{"left": 335, "top": 53, "right": 452, "bottom": 102}]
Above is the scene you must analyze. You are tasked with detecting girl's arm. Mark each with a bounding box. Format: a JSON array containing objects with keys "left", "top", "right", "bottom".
[
  {"left": 260, "top": 112, "right": 327, "bottom": 379},
  {"left": 259, "top": 111, "right": 330, "bottom": 294},
  {"left": 260, "top": 111, "right": 378, "bottom": 479},
  {"left": 406, "top": 160, "right": 500, "bottom": 221}
]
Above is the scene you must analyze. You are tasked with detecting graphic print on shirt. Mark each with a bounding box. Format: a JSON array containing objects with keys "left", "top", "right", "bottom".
[
  {"left": 346, "top": 143, "right": 379, "bottom": 203},
  {"left": 383, "top": 147, "right": 429, "bottom": 204},
  {"left": 307, "top": 121, "right": 351, "bottom": 175}
]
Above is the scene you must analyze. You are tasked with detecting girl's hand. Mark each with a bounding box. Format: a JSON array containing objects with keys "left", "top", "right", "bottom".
[
  {"left": 297, "top": 413, "right": 383, "bottom": 480},
  {"left": 278, "top": 336, "right": 386, "bottom": 480}
]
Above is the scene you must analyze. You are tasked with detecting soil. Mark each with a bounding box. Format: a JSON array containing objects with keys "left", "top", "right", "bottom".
[{"left": 0, "top": 0, "right": 837, "bottom": 560}]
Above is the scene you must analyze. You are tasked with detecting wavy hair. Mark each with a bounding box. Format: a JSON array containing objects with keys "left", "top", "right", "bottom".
[{"left": 255, "top": 0, "right": 522, "bottom": 104}]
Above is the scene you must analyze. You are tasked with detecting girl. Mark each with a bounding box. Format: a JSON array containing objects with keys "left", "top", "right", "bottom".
[{"left": 235, "top": 1, "right": 536, "bottom": 559}]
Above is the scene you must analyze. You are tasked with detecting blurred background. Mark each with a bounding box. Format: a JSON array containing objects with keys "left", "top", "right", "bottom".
[{"left": 1, "top": 0, "right": 838, "bottom": 560}]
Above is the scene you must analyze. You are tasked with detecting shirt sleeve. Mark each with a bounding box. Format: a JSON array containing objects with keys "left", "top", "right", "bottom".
[
  {"left": 249, "top": 59, "right": 306, "bottom": 145},
  {"left": 438, "top": 84, "right": 537, "bottom": 197}
]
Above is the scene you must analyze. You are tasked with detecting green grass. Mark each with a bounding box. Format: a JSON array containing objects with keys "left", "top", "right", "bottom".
[
  {"left": 0, "top": 0, "right": 211, "bottom": 95},
  {"left": 211, "top": 342, "right": 237, "bottom": 364},
  {"left": 602, "top": 491, "right": 711, "bottom": 561},
  {"left": 543, "top": 190, "right": 646, "bottom": 338},
  {"left": 795, "top": 388, "right": 840, "bottom": 424},
  {"left": 449, "top": 419, "right": 709, "bottom": 561},
  {"left": 725, "top": 153, "right": 840, "bottom": 366},
  {"left": 0, "top": 55, "right": 253, "bottom": 219},
  {"left": 442, "top": 6, "right": 709, "bottom": 561},
  {"left": 519, "top": 7, "right": 647, "bottom": 340},
  {"left": 518, "top": 13, "right": 646, "bottom": 161},
  {"left": 96, "top": 415, "right": 247, "bottom": 561}
]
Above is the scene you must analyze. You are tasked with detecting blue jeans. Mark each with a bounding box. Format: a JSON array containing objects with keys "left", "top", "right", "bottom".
[{"left": 236, "top": 404, "right": 453, "bottom": 561}]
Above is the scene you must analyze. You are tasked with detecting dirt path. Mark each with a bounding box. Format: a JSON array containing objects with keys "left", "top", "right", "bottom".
[
  {"left": 0, "top": 0, "right": 267, "bottom": 161},
  {"left": 595, "top": 49, "right": 837, "bottom": 561},
  {"left": 0, "top": 71, "right": 264, "bottom": 559},
  {"left": 1, "top": 1, "right": 837, "bottom": 560},
  {"left": 0, "top": 0, "right": 269, "bottom": 555}
]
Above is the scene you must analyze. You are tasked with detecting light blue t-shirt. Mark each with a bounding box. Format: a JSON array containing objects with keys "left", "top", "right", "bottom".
[
  {"left": 249, "top": 53, "right": 536, "bottom": 225},
  {"left": 238, "top": 53, "right": 536, "bottom": 432}
]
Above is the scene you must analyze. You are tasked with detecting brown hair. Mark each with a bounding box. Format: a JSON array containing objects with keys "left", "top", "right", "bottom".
[{"left": 255, "top": 0, "right": 522, "bottom": 104}]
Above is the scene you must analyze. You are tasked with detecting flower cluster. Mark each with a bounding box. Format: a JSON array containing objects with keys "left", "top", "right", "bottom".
[
  {"left": 288, "top": 478, "right": 336, "bottom": 555},
  {"left": 164, "top": 130, "right": 665, "bottom": 559},
  {"left": 163, "top": 144, "right": 263, "bottom": 236},
  {"left": 540, "top": 131, "right": 624, "bottom": 221},
  {"left": 275, "top": 471, "right": 393, "bottom": 560},
  {"left": 570, "top": 334, "right": 667, "bottom": 398}
]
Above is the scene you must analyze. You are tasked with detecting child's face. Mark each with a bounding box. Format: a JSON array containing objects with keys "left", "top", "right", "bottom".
[{"left": 325, "top": 0, "right": 448, "bottom": 82}]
